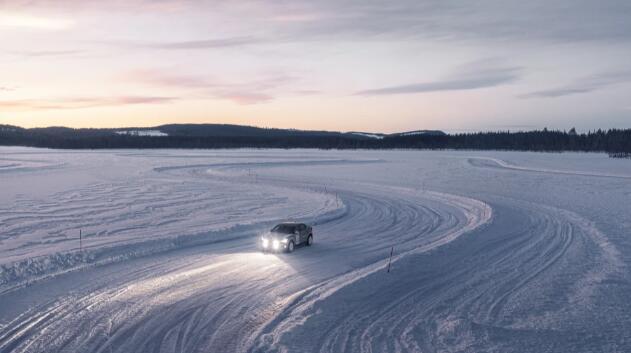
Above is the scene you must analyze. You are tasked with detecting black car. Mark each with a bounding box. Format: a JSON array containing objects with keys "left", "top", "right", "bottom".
[{"left": 261, "top": 222, "right": 313, "bottom": 253}]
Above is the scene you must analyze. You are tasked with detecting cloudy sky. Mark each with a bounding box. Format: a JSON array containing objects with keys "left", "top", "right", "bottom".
[{"left": 1, "top": 1, "right": 630, "bottom": 132}]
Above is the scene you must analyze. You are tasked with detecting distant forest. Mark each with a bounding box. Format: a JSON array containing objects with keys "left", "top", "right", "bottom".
[{"left": 1, "top": 124, "right": 630, "bottom": 157}]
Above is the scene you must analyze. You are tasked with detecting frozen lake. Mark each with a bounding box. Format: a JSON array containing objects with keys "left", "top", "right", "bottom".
[{"left": 1, "top": 147, "right": 630, "bottom": 352}]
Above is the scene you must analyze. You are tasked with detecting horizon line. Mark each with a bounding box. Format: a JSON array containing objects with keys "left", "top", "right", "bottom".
[{"left": 2, "top": 122, "right": 627, "bottom": 135}]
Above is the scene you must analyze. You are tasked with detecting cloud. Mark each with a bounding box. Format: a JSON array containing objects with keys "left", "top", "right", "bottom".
[
  {"left": 0, "top": 96, "right": 176, "bottom": 111},
  {"left": 293, "top": 89, "right": 321, "bottom": 95},
  {"left": 126, "top": 69, "right": 296, "bottom": 104},
  {"left": 520, "top": 70, "right": 631, "bottom": 98},
  {"left": 0, "top": 1, "right": 191, "bottom": 13},
  {"left": 127, "top": 70, "right": 213, "bottom": 88},
  {"left": 253, "top": 1, "right": 631, "bottom": 44},
  {"left": 6, "top": 50, "right": 83, "bottom": 58},
  {"left": 357, "top": 59, "right": 521, "bottom": 96},
  {"left": 7, "top": 1, "right": 631, "bottom": 44},
  {"left": 111, "top": 36, "right": 263, "bottom": 50},
  {"left": 219, "top": 92, "right": 274, "bottom": 104}
]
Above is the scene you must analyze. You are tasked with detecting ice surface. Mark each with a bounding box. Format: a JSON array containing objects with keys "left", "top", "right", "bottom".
[{"left": 0, "top": 148, "right": 630, "bottom": 352}]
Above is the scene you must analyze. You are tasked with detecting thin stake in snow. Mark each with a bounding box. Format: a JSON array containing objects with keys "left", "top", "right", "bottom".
[
  {"left": 79, "top": 229, "right": 82, "bottom": 252},
  {"left": 387, "top": 246, "right": 394, "bottom": 273}
]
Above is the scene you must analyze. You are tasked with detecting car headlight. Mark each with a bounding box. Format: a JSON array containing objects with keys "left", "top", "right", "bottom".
[
  {"left": 272, "top": 240, "right": 280, "bottom": 250},
  {"left": 280, "top": 239, "right": 288, "bottom": 243},
  {"left": 261, "top": 237, "right": 269, "bottom": 248}
]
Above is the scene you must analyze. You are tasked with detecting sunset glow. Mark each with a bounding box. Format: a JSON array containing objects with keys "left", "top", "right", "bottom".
[
  {"left": 0, "top": 12, "right": 73, "bottom": 30},
  {"left": 1, "top": 1, "right": 630, "bottom": 132}
]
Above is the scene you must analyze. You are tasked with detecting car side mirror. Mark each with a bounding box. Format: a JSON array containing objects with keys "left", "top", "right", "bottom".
[{"left": 294, "top": 230, "right": 299, "bottom": 235}]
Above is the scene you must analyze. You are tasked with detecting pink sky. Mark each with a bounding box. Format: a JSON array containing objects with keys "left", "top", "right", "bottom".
[{"left": 1, "top": 1, "right": 630, "bottom": 132}]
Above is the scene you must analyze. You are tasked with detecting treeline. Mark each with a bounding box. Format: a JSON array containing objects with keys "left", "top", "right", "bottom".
[
  {"left": 381, "top": 129, "right": 631, "bottom": 156},
  {"left": 1, "top": 125, "right": 630, "bottom": 155}
]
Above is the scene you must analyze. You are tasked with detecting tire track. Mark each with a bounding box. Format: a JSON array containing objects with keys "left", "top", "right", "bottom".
[
  {"left": 254, "top": 198, "right": 622, "bottom": 353},
  {"left": 0, "top": 166, "right": 489, "bottom": 353}
]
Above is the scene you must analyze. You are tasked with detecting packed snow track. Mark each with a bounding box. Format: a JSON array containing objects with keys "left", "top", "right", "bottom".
[{"left": 0, "top": 149, "right": 629, "bottom": 352}]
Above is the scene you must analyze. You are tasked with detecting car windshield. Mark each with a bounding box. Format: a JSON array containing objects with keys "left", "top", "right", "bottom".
[{"left": 271, "top": 224, "right": 295, "bottom": 234}]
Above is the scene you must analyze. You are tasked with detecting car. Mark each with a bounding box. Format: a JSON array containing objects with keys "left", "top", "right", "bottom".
[{"left": 260, "top": 222, "right": 313, "bottom": 253}]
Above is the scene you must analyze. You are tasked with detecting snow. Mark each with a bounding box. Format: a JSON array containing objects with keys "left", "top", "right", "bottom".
[
  {"left": 348, "top": 132, "right": 385, "bottom": 139},
  {"left": 1, "top": 148, "right": 630, "bottom": 352},
  {"left": 395, "top": 130, "right": 443, "bottom": 136},
  {"left": 115, "top": 130, "right": 168, "bottom": 136},
  {"left": 0, "top": 149, "right": 340, "bottom": 287}
]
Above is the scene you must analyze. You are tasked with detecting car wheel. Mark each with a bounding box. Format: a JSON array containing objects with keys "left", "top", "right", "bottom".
[
  {"left": 306, "top": 234, "right": 313, "bottom": 246},
  {"left": 287, "top": 240, "right": 295, "bottom": 253}
]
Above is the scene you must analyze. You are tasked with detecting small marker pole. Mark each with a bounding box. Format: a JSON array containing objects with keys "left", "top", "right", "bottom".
[
  {"left": 79, "top": 229, "right": 82, "bottom": 252},
  {"left": 387, "top": 246, "right": 394, "bottom": 273}
]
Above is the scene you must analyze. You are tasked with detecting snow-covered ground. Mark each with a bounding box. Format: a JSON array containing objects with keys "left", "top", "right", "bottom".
[
  {"left": 1, "top": 147, "right": 630, "bottom": 352},
  {"left": 115, "top": 130, "right": 168, "bottom": 136},
  {"left": 348, "top": 132, "right": 385, "bottom": 139}
]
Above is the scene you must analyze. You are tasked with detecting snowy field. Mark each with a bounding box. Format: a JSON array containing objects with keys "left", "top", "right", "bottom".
[{"left": 1, "top": 147, "right": 630, "bottom": 353}]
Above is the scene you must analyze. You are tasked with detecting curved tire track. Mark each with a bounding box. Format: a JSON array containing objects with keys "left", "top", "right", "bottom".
[{"left": 0, "top": 165, "right": 490, "bottom": 353}]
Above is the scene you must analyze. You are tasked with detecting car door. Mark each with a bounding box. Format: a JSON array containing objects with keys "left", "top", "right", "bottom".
[
  {"left": 290, "top": 225, "right": 299, "bottom": 244},
  {"left": 297, "top": 224, "right": 306, "bottom": 243}
]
